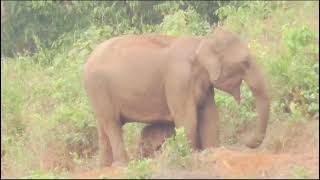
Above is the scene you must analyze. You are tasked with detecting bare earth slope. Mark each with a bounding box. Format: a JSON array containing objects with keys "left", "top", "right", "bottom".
[{"left": 71, "top": 120, "right": 319, "bottom": 179}]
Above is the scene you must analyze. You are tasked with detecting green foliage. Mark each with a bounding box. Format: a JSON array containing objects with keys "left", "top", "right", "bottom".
[
  {"left": 2, "top": 1, "right": 137, "bottom": 56},
  {"left": 216, "top": 85, "right": 255, "bottom": 126},
  {"left": 283, "top": 25, "right": 316, "bottom": 55},
  {"left": 159, "top": 128, "right": 192, "bottom": 169},
  {"left": 159, "top": 8, "right": 211, "bottom": 36},
  {"left": 1, "top": 24, "right": 109, "bottom": 177},
  {"left": 292, "top": 165, "right": 311, "bottom": 179},
  {"left": 215, "top": 85, "right": 256, "bottom": 144},
  {"left": 123, "top": 123, "right": 145, "bottom": 157},
  {"left": 2, "top": 135, "right": 31, "bottom": 177},
  {"left": 216, "top": 1, "right": 273, "bottom": 36},
  {"left": 275, "top": 24, "right": 318, "bottom": 120},
  {"left": 127, "top": 158, "right": 153, "bottom": 179},
  {"left": 154, "top": 1, "right": 230, "bottom": 25},
  {"left": 23, "top": 170, "right": 66, "bottom": 179},
  {"left": 215, "top": 1, "right": 318, "bottom": 129},
  {"left": 1, "top": 1, "right": 224, "bottom": 58}
]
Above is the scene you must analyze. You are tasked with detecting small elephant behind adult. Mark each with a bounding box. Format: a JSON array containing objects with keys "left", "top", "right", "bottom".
[{"left": 139, "top": 123, "right": 175, "bottom": 158}]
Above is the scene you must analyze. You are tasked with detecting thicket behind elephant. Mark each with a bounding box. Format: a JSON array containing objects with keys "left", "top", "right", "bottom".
[{"left": 84, "top": 28, "right": 270, "bottom": 167}]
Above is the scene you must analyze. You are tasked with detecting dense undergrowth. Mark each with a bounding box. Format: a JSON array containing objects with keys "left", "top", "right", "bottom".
[{"left": 1, "top": 1, "right": 318, "bottom": 178}]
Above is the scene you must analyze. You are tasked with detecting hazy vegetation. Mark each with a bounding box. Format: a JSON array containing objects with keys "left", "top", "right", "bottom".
[{"left": 1, "top": 1, "right": 318, "bottom": 178}]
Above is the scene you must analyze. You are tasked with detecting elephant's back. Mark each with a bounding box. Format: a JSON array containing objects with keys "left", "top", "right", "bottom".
[
  {"left": 107, "top": 34, "right": 177, "bottom": 48},
  {"left": 84, "top": 35, "right": 174, "bottom": 123},
  {"left": 85, "top": 34, "right": 176, "bottom": 74},
  {"left": 92, "top": 34, "right": 177, "bottom": 55}
]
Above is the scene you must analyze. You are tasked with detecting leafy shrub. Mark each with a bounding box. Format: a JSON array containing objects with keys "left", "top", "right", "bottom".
[
  {"left": 1, "top": 1, "right": 128, "bottom": 57},
  {"left": 215, "top": 1, "right": 318, "bottom": 126},
  {"left": 0, "top": 24, "right": 110, "bottom": 177},
  {"left": 23, "top": 170, "right": 67, "bottom": 179},
  {"left": 123, "top": 123, "right": 145, "bottom": 158},
  {"left": 159, "top": 128, "right": 192, "bottom": 169},
  {"left": 127, "top": 158, "right": 153, "bottom": 179},
  {"left": 292, "top": 165, "right": 311, "bottom": 179},
  {"left": 1, "top": 1, "right": 225, "bottom": 58},
  {"left": 283, "top": 25, "right": 317, "bottom": 55},
  {"left": 275, "top": 24, "right": 318, "bottom": 119},
  {"left": 159, "top": 8, "right": 211, "bottom": 36}
]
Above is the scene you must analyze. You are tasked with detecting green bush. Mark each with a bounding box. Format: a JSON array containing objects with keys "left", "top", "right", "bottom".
[
  {"left": 1, "top": 24, "right": 111, "bottom": 177},
  {"left": 1, "top": 1, "right": 224, "bottom": 58},
  {"left": 123, "top": 123, "right": 145, "bottom": 158},
  {"left": 292, "top": 165, "right": 311, "bottom": 179},
  {"left": 159, "top": 7, "right": 211, "bottom": 36},
  {"left": 127, "top": 158, "right": 153, "bottom": 179},
  {"left": 1, "top": 1, "right": 132, "bottom": 57},
  {"left": 215, "top": 1, "right": 319, "bottom": 125},
  {"left": 159, "top": 128, "right": 192, "bottom": 169},
  {"left": 23, "top": 169, "right": 67, "bottom": 179}
]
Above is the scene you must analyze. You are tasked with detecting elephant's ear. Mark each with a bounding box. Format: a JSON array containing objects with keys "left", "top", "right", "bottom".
[{"left": 195, "top": 39, "right": 221, "bottom": 82}]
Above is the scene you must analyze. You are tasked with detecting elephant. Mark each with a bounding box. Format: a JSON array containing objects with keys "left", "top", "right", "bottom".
[
  {"left": 139, "top": 123, "right": 175, "bottom": 158},
  {"left": 84, "top": 28, "right": 270, "bottom": 167}
]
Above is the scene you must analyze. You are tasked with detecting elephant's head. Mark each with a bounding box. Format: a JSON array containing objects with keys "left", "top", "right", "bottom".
[{"left": 196, "top": 28, "right": 270, "bottom": 148}]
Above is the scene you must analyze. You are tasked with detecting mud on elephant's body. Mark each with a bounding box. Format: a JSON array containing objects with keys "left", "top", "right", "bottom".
[{"left": 84, "top": 28, "right": 270, "bottom": 167}]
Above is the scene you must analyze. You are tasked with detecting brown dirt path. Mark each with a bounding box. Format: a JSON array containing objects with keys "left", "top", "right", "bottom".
[
  {"left": 70, "top": 147, "right": 319, "bottom": 179},
  {"left": 71, "top": 120, "right": 319, "bottom": 179}
]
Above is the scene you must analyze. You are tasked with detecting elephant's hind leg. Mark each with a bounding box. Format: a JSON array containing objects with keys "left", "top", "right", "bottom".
[
  {"left": 97, "top": 121, "right": 113, "bottom": 167},
  {"left": 93, "top": 96, "right": 128, "bottom": 166},
  {"left": 85, "top": 77, "right": 128, "bottom": 167},
  {"left": 102, "top": 108, "right": 129, "bottom": 166}
]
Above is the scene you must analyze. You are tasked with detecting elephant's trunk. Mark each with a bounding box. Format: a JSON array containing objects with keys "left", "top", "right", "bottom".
[{"left": 244, "top": 60, "right": 270, "bottom": 148}]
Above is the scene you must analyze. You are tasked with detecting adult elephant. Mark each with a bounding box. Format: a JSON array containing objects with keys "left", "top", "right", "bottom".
[{"left": 84, "top": 28, "right": 270, "bottom": 167}]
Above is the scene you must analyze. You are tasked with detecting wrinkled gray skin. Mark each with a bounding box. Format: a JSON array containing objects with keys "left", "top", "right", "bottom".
[{"left": 84, "top": 28, "right": 270, "bottom": 167}]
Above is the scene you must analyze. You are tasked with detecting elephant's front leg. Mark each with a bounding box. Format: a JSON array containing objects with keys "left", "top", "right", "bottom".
[
  {"left": 198, "top": 91, "right": 220, "bottom": 149},
  {"left": 175, "top": 103, "right": 198, "bottom": 149},
  {"left": 167, "top": 97, "right": 198, "bottom": 149},
  {"left": 165, "top": 63, "right": 199, "bottom": 149}
]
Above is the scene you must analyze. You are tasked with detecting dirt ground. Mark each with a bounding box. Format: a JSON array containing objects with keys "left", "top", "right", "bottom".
[{"left": 71, "top": 119, "right": 319, "bottom": 179}]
